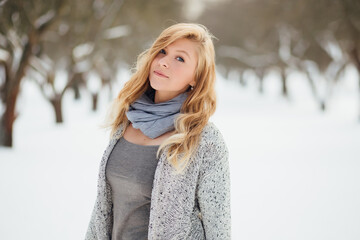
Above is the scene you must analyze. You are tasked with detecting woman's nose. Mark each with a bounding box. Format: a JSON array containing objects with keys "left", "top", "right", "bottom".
[{"left": 158, "top": 56, "right": 169, "bottom": 68}]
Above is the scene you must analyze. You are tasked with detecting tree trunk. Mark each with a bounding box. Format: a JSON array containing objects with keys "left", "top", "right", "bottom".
[
  {"left": 92, "top": 93, "right": 98, "bottom": 112},
  {"left": 50, "top": 94, "right": 63, "bottom": 123},
  {"left": 255, "top": 69, "right": 264, "bottom": 94},
  {"left": 0, "top": 84, "right": 20, "bottom": 147},
  {"left": 71, "top": 72, "right": 83, "bottom": 100},
  {"left": 73, "top": 84, "right": 81, "bottom": 100},
  {"left": 303, "top": 69, "right": 326, "bottom": 111},
  {"left": 320, "top": 100, "right": 326, "bottom": 111},
  {"left": 0, "top": 33, "right": 35, "bottom": 147},
  {"left": 281, "top": 69, "right": 288, "bottom": 98},
  {"left": 304, "top": 70, "right": 318, "bottom": 100},
  {"left": 239, "top": 70, "right": 246, "bottom": 87},
  {"left": 0, "top": 116, "right": 8, "bottom": 146}
]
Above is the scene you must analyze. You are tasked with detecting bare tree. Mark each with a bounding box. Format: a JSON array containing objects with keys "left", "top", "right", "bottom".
[{"left": 0, "top": 0, "right": 63, "bottom": 147}]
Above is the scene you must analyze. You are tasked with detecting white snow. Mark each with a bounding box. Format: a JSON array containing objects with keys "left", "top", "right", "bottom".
[
  {"left": 0, "top": 68, "right": 359, "bottom": 240},
  {"left": 86, "top": 70, "right": 102, "bottom": 94},
  {"left": 53, "top": 69, "right": 68, "bottom": 94}
]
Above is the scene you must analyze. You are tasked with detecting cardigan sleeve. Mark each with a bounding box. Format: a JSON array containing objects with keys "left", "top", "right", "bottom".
[{"left": 197, "top": 134, "right": 231, "bottom": 239}]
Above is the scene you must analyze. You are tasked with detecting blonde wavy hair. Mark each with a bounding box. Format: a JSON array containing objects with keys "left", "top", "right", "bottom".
[{"left": 103, "top": 22, "right": 217, "bottom": 173}]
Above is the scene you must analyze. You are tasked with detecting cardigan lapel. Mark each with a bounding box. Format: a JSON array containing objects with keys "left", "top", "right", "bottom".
[{"left": 148, "top": 145, "right": 203, "bottom": 239}]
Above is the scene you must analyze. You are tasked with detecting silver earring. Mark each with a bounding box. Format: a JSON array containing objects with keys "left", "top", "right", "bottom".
[{"left": 190, "top": 85, "right": 194, "bottom": 91}]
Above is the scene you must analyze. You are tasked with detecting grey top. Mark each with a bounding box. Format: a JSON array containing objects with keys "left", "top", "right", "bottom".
[{"left": 105, "top": 136, "right": 159, "bottom": 240}]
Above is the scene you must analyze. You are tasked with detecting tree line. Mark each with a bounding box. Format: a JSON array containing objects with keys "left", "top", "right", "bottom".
[
  {"left": 1, "top": 0, "right": 359, "bottom": 147},
  {"left": 199, "top": 0, "right": 360, "bottom": 113}
]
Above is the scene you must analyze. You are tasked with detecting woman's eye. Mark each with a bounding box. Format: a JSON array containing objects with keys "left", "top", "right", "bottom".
[
  {"left": 159, "top": 49, "right": 184, "bottom": 62},
  {"left": 176, "top": 56, "right": 184, "bottom": 62}
]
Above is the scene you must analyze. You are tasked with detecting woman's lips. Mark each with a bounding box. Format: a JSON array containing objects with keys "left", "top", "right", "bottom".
[{"left": 154, "top": 70, "right": 169, "bottom": 78}]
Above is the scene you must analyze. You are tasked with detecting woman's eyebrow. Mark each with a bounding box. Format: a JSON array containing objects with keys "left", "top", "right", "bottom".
[{"left": 175, "top": 50, "right": 191, "bottom": 60}]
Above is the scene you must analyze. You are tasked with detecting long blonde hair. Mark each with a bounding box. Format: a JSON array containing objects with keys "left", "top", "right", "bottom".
[{"left": 103, "top": 22, "right": 217, "bottom": 173}]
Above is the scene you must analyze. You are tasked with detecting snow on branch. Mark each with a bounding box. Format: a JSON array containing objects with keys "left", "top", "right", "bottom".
[
  {"left": 103, "top": 25, "right": 131, "bottom": 40},
  {"left": 34, "top": 10, "right": 55, "bottom": 30},
  {"left": 0, "top": 48, "right": 10, "bottom": 61},
  {"left": 73, "top": 43, "right": 94, "bottom": 60}
]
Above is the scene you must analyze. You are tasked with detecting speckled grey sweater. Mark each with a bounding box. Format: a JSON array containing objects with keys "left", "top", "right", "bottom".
[{"left": 85, "top": 122, "right": 231, "bottom": 240}]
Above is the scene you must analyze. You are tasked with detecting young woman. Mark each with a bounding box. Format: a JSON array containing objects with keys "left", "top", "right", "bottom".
[{"left": 85, "top": 23, "right": 231, "bottom": 240}]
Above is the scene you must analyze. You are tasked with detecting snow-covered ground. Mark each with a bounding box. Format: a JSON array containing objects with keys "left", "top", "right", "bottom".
[{"left": 1, "top": 68, "right": 360, "bottom": 240}]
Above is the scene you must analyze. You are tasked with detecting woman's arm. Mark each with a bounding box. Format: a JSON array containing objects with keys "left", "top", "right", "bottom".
[{"left": 197, "top": 135, "right": 231, "bottom": 239}]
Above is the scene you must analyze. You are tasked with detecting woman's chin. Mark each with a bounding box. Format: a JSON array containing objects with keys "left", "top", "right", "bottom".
[{"left": 149, "top": 79, "right": 164, "bottom": 91}]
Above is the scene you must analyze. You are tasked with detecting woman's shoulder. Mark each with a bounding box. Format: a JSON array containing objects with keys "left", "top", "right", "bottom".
[
  {"left": 197, "top": 121, "right": 229, "bottom": 178},
  {"left": 199, "top": 121, "right": 227, "bottom": 147},
  {"left": 109, "top": 123, "right": 127, "bottom": 141},
  {"left": 197, "top": 121, "right": 229, "bottom": 163}
]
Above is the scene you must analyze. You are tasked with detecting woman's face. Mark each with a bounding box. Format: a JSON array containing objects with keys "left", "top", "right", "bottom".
[{"left": 149, "top": 38, "right": 198, "bottom": 102}]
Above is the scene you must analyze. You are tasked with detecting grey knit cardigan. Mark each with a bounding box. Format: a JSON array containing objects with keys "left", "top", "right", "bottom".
[{"left": 85, "top": 121, "right": 231, "bottom": 240}]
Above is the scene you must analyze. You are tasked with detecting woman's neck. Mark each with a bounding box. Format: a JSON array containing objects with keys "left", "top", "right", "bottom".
[{"left": 154, "top": 90, "right": 183, "bottom": 103}]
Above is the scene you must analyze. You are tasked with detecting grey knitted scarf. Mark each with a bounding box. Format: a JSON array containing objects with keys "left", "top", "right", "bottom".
[{"left": 125, "top": 88, "right": 188, "bottom": 139}]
